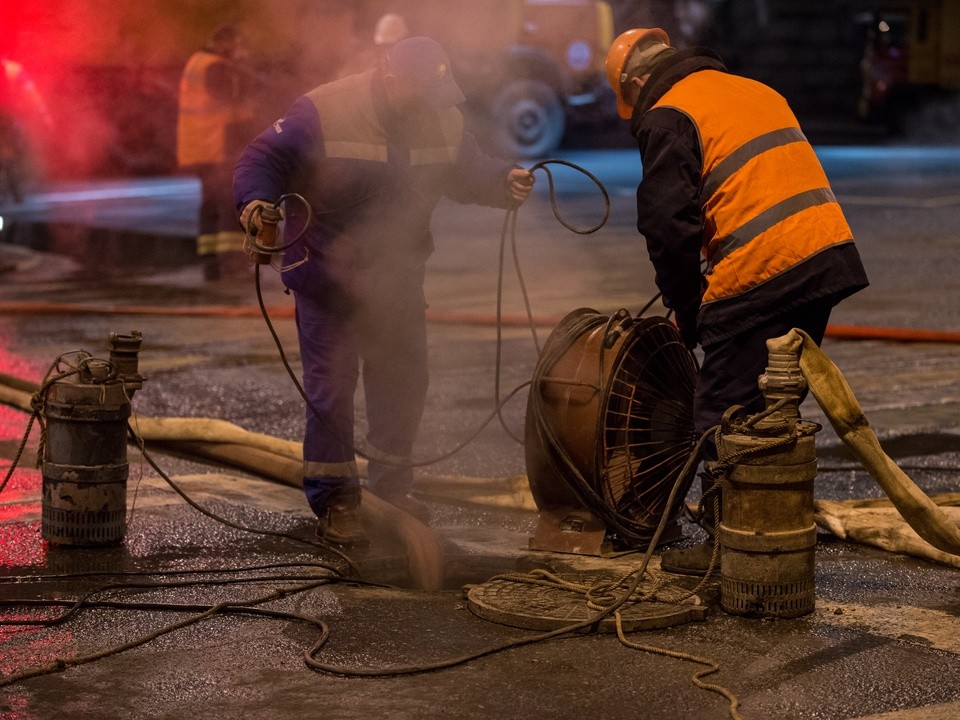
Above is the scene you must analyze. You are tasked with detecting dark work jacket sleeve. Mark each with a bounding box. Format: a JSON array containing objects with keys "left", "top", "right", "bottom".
[
  {"left": 233, "top": 97, "right": 320, "bottom": 216},
  {"left": 635, "top": 107, "right": 705, "bottom": 346},
  {"left": 444, "top": 131, "right": 513, "bottom": 209}
]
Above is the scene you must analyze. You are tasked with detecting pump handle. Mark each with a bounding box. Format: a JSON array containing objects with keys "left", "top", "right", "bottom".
[{"left": 253, "top": 205, "right": 283, "bottom": 265}]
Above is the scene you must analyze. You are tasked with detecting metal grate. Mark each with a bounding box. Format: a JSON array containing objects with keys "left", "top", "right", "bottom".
[{"left": 599, "top": 317, "right": 698, "bottom": 539}]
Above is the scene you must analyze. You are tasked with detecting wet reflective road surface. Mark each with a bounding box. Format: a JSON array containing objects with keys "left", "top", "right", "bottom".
[{"left": 0, "top": 146, "right": 959, "bottom": 719}]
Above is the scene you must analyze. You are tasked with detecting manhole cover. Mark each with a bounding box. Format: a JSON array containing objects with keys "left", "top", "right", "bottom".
[{"left": 466, "top": 577, "right": 708, "bottom": 632}]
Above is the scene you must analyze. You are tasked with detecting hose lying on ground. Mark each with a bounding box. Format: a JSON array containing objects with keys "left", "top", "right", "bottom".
[
  {"left": 0, "top": 373, "right": 443, "bottom": 590},
  {"left": 774, "top": 329, "right": 960, "bottom": 557},
  {"left": 2, "top": 302, "right": 960, "bottom": 343},
  {"left": 814, "top": 496, "right": 960, "bottom": 568}
]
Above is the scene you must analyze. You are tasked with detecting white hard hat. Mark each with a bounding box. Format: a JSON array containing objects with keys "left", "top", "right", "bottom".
[{"left": 374, "top": 14, "right": 409, "bottom": 47}]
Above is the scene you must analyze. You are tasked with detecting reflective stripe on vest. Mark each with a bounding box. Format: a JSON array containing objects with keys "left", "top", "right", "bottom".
[
  {"left": 652, "top": 70, "right": 853, "bottom": 305},
  {"left": 307, "top": 71, "right": 463, "bottom": 167}
]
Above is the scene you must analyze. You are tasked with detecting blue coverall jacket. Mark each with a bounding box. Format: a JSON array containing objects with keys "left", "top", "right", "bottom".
[{"left": 234, "top": 69, "right": 513, "bottom": 515}]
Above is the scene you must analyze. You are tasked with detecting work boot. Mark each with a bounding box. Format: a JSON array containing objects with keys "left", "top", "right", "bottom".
[
  {"left": 659, "top": 539, "right": 720, "bottom": 577},
  {"left": 316, "top": 486, "right": 368, "bottom": 547}
]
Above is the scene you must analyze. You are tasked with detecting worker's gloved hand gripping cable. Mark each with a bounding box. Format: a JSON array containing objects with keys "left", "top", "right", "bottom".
[{"left": 778, "top": 328, "right": 960, "bottom": 556}]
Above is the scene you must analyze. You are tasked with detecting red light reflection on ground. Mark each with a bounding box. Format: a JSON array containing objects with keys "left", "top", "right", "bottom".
[
  {"left": 0, "top": 617, "right": 73, "bottom": 668},
  {"left": 0, "top": 405, "right": 36, "bottom": 445},
  {"left": 0, "top": 501, "right": 40, "bottom": 525},
  {"left": 0, "top": 689, "right": 43, "bottom": 720},
  {"left": 0, "top": 324, "right": 45, "bottom": 570},
  {"left": 0, "top": 522, "right": 45, "bottom": 570}
]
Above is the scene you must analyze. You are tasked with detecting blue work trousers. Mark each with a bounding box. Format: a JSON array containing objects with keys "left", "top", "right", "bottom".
[{"left": 294, "top": 265, "right": 429, "bottom": 516}]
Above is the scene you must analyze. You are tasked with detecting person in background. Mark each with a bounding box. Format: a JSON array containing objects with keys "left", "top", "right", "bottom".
[
  {"left": 235, "top": 36, "right": 535, "bottom": 547},
  {"left": 177, "top": 24, "right": 256, "bottom": 281},
  {"left": 604, "top": 28, "right": 869, "bottom": 574},
  {"left": 373, "top": 13, "right": 409, "bottom": 55},
  {"left": 0, "top": 57, "right": 53, "bottom": 203},
  {"left": 338, "top": 12, "right": 410, "bottom": 78}
]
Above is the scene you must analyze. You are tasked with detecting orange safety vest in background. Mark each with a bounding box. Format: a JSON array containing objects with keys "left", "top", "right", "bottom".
[
  {"left": 652, "top": 70, "right": 854, "bottom": 308},
  {"left": 177, "top": 50, "right": 250, "bottom": 167}
]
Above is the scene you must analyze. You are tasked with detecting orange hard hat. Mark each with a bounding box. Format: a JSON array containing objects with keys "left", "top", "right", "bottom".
[{"left": 605, "top": 27, "right": 670, "bottom": 120}]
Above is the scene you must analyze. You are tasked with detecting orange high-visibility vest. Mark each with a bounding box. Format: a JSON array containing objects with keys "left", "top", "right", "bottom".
[
  {"left": 177, "top": 51, "right": 248, "bottom": 166},
  {"left": 652, "top": 70, "right": 853, "bottom": 307}
]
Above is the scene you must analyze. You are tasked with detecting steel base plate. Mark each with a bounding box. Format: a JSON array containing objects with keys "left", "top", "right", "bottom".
[{"left": 466, "top": 577, "right": 708, "bottom": 632}]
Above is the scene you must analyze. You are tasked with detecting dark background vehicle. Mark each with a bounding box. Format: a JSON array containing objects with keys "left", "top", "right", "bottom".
[
  {"left": 362, "top": 0, "right": 618, "bottom": 158},
  {"left": 855, "top": 0, "right": 960, "bottom": 133},
  {"left": 3, "top": 0, "right": 957, "bottom": 182}
]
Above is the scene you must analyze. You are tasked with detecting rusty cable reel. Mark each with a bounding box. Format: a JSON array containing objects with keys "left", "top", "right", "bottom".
[{"left": 525, "top": 308, "right": 698, "bottom": 550}]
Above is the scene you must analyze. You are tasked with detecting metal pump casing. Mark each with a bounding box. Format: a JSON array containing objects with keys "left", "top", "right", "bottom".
[
  {"left": 717, "top": 340, "right": 819, "bottom": 618},
  {"left": 40, "top": 332, "right": 143, "bottom": 546}
]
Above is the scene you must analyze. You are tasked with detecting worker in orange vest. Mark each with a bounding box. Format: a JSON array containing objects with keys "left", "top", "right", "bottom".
[
  {"left": 605, "top": 28, "right": 869, "bottom": 574},
  {"left": 177, "top": 24, "right": 256, "bottom": 281}
]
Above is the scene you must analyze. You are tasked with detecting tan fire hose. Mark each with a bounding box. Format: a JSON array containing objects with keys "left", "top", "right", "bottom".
[
  {"left": 0, "top": 375, "right": 443, "bottom": 590},
  {"left": 771, "top": 329, "right": 960, "bottom": 557}
]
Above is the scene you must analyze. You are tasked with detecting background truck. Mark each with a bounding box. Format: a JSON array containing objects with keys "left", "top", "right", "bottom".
[
  {"left": 4, "top": 0, "right": 616, "bottom": 176},
  {"left": 364, "top": 0, "right": 618, "bottom": 158}
]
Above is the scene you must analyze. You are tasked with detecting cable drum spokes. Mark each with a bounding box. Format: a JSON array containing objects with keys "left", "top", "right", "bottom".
[{"left": 599, "top": 319, "right": 698, "bottom": 538}]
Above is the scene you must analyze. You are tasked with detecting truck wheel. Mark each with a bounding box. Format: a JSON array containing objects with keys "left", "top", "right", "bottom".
[{"left": 491, "top": 80, "right": 565, "bottom": 159}]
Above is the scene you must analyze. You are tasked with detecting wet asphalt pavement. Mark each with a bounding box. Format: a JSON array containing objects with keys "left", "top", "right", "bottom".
[{"left": 0, "top": 146, "right": 960, "bottom": 719}]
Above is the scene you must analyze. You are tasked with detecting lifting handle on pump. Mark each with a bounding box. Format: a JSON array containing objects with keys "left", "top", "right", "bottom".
[{"left": 253, "top": 204, "right": 283, "bottom": 265}]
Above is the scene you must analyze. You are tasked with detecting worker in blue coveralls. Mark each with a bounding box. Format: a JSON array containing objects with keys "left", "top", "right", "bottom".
[{"left": 234, "top": 36, "right": 535, "bottom": 547}]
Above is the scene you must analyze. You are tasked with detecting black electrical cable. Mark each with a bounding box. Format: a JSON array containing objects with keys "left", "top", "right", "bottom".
[
  {"left": 2, "top": 561, "right": 349, "bottom": 584},
  {"left": 0, "top": 351, "right": 92, "bottom": 496},
  {"left": 254, "top": 265, "right": 531, "bottom": 468},
  {"left": 0, "top": 574, "right": 342, "bottom": 627},
  {"left": 526, "top": 158, "right": 610, "bottom": 234},
  {"left": 0, "top": 578, "right": 334, "bottom": 688},
  {"left": 252, "top": 158, "right": 613, "bottom": 466},
  {"left": 127, "top": 425, "right": 363, "bottom": 576},
  {"left": 493, "top": 207, "right": 535, "bottom": 444},
  {"left": 0, "top": 158, "right": 692, "bottom": 692},
  {"left": 301, "top": 425, "right": 714, "bottom": 678},
  {"left": 0, "top": 353, "right": 369, "bottom": 592}
]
